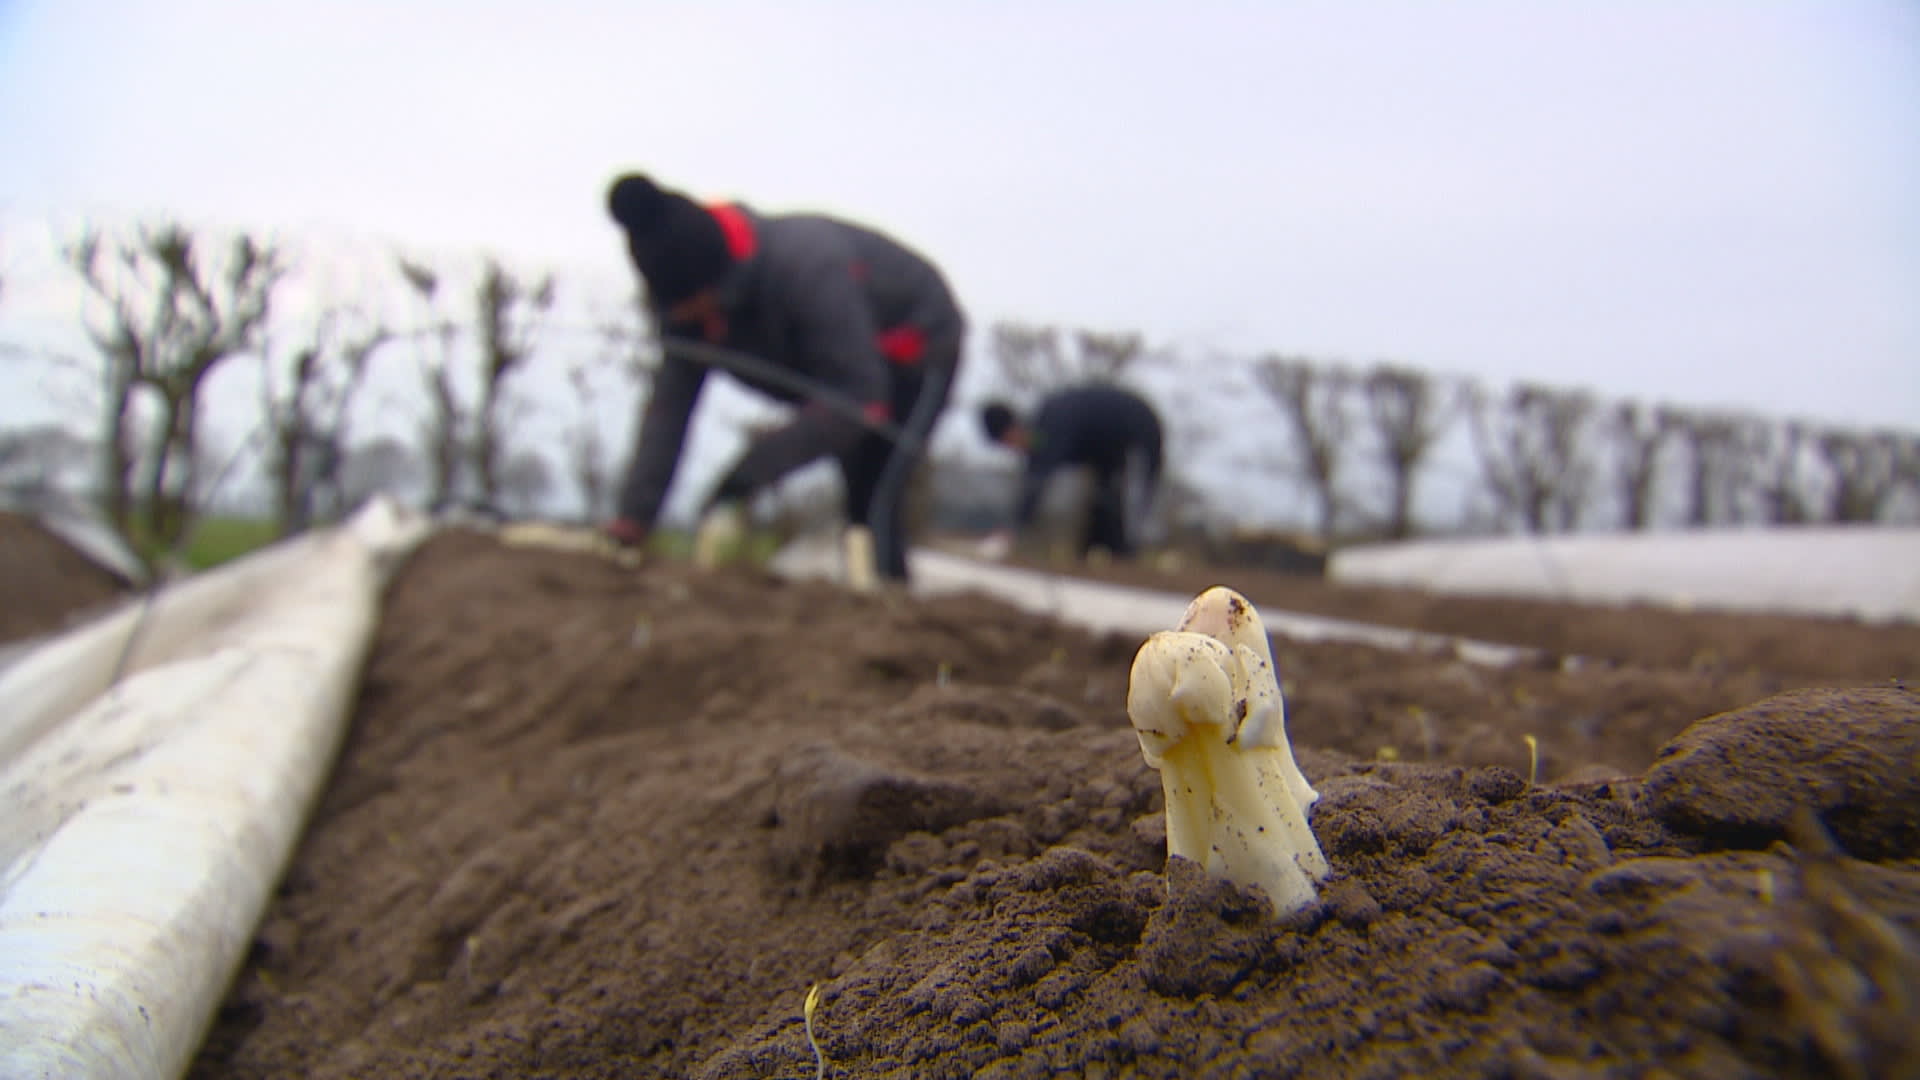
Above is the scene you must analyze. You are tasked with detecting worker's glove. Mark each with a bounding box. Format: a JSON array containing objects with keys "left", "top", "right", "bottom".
[{"left": 976, "top": 530, "right": 1013, "bottom": 562}]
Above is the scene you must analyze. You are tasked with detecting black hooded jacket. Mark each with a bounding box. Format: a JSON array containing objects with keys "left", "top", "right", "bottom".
[
  {"left": 1013, "top": 383, "right": 1164, "bottom": 526},
  {"left": 617, "top": 203, "right": 965, "bottom": 526}
]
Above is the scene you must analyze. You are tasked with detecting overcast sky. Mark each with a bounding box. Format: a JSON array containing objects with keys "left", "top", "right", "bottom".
[{"left": 1, "top": 0, "right": 1916, "bottom": 515}]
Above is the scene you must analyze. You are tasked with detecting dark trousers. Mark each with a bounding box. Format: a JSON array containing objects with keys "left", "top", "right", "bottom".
[
  {"left": 1083, "top": 471, "right": 1132, "bottom": 557},
  {"left": 840, "top": 352, "right": 958, "bottom": 583},
  {"left": 1080, "top": 444, "right": 1160, "bottom": 560}
]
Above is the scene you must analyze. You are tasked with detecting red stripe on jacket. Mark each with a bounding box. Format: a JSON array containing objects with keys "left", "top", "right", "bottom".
[
  {"left": 708, "top": 205, "right": 922, "bottom": 376},
  {"left": 708, "top": 203, "right": 758, "bottom": 260},
  {"left": 877, "top": 326, "right": 925, "bottom": 365}
]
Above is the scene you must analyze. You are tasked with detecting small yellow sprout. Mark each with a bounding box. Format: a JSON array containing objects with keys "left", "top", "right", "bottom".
[
  {"left": 1523, "top": 734, "right": 1539, "bottom": 786},
  {"left": 803, "top": 983, "right": 826, "bottom": 1080},
  {"left": 1128, "top": 586, "right": 1329, "bottom": 917}
]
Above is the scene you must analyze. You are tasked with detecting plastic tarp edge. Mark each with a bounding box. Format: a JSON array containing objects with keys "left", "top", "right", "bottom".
[
  {"left": 0, "top": 497, "right": 433, "bottom": 1080},
  {"left": 1328, "top": 526, "right": 1920, "bottom": 623},
  {"left": 766, "top": 533, "right": 1538, "bottom": 666}
]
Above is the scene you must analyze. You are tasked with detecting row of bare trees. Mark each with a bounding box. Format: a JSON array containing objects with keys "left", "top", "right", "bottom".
[
  {"left": 7, "top": 222, "right": 1913, "bottom": 568},
  {"left": 1268, "top": 361, "right": 1919, "bottom": 539},
  {"left": 1478, "top": 381, "right": 1911, "bottom": 536},
  {"left": 0, "top": 218, "right": 650, "bottom": 570},
  {"left": 1256, "top": 359, "right": 1919, "bottom": 539},
  {"left": 389, "top": 257, "right": 564, "bottom": 515},
  {"left": 66, "top": 225, "right": 287, "bottom": 553},
  {"left": 976, "top": 322, "right": 1920, "bottom": 544}
]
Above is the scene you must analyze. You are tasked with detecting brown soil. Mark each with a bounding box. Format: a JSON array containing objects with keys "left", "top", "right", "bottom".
[
  {"left": 177, "top": 531, "right": 1920, "bottom": 1079},
  {"left": 0, "top": 510, "right": 130, "bottom": 647}
]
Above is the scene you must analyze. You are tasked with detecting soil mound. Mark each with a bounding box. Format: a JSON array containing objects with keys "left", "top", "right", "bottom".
[
  {"left": 0, "top": 510, "right": 129, "bottom": 647},
  {"left": 187, "top": 531, "right": 1920, "bottom": 1079}
]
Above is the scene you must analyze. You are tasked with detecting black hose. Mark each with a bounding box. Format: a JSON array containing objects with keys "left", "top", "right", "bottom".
[
  {"left": 658, "top": 337, "right": 916, "bottom": 450},
  {"left": 868, "top": 359, "right": 956, "bottom": 580}
]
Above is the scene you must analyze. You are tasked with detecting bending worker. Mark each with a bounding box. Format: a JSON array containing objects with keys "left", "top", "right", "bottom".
[
  {"left": 978, "top": 382, "right": 1165, "bottom": 562},
  {"left": 602, "top": 172, "right": 966, "bottom": 583}
]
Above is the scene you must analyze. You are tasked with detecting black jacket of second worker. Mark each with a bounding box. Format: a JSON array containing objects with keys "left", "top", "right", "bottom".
[
  {"left": 616, "top": 202, "right": 966, "bottom": 527},
  {"left": 1014, "top": 383, "right": 1165, "bottom": 527}
]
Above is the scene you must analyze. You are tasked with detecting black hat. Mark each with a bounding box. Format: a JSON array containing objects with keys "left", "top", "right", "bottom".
[
  {"left": 606, "top": 173, "right": 733, "bottom": 307},
  {"left": 980, "top": 401, "right": 1018, "bottom": 443}
]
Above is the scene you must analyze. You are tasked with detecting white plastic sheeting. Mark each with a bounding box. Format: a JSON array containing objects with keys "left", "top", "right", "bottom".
[
  {"left": 1329, "top": 526, "right": 1920, "bottom": 624},
  {"left": 767, "top": 535, "right": 1538, "bottom": 666},
  {"left": 0, "top": 497, "right": 431, "bottom": 1080}
]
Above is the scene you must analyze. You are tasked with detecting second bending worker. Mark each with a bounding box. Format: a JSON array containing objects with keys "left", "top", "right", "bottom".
[{"left": 978, "top": 383, "right": 1165, "bottom": 562}]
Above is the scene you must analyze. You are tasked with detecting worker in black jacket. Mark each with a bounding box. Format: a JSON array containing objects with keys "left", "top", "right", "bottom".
[
  {"left": 602, "top": 172, "right": 966, "bottom": 583},
  {"left": 978, "top": 383, "right": 1164, "bottom": 561}
]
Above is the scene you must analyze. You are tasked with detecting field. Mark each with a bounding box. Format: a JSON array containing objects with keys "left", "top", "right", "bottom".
[{"left": 6, "top": 519, "right": 1919, "bottom": 1078}]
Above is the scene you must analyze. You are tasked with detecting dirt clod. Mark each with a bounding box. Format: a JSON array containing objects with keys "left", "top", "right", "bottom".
[{"left": 1644, "top": 686, "right": 1920, "bottom": 860}]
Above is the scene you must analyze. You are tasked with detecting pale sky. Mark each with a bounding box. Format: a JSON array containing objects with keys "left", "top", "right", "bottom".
[{"left": 1, "top": 0, "right": 1916, "bottom": 520}]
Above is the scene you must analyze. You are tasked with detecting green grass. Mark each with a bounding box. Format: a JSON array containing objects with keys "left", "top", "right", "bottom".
[
  {"left": 129, "top": 511, "right": 280, "bottom": 572},
  {"left": 126, "top": 512, "right": 280, "bottom": 572},
  {"left": 645, "top": 527, "right": 785, "bottom": 566},
  {"left": 176, "top": 515, "right": 278, "bottom": 570},
  {"left": 644, "top": 529, "right": 698, "bottom": 560}
]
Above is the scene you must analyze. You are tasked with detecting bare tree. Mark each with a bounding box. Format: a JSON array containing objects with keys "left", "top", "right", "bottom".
[
  {"left": 1671, "top": 411, "right": 1748, "bottom": 527},
  {"left": 264, "top": 344, "right": 322, "bottom": 530},
  {"left": 470, "top": 259, "right": 555, "bottom": 507},
  {"left": 261, "top": 309, "right": 391, "bottom": 535},
  {"left": 988, "top": 321, "right": 1142, "bottom": 396},
  {"left": 1469, "top": 382, "right": 1598, "bottom": 534},
  {"left": 988, "top": 321, "right": 1065, "bottom": 396},
  {"left": 1071, "top": 329, "right": 1144, "bottom": 380},
  {"left": 1748, "top": 417, "right": 1817, "bottom": 525},
  {"left": 1360, "top": 364, "right": 1457, "bottom": 539},
  {"left": 1817, "top": 428, "right": 1904, "bottom": 523},
  {"left": 567, "top": 291, "right": 649, "bottom": 522},
  {"left": 1253, "top": 355, "right": 1354, "bottom": 542},
  {"left": 564, "top": 360, "right": 612, "bottom": 522},
  {"left": 1607, "top": 401, "right": 1681, "bottom": 530},
  {"left": 65, "top": 222, "right": 288, "bottom": 559},
  {"left": 396, "top": 257, "right": 465, "bottom": 509},
  {"left": 1893, "top": 435, "right": 1920, "bottom": 524}
]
